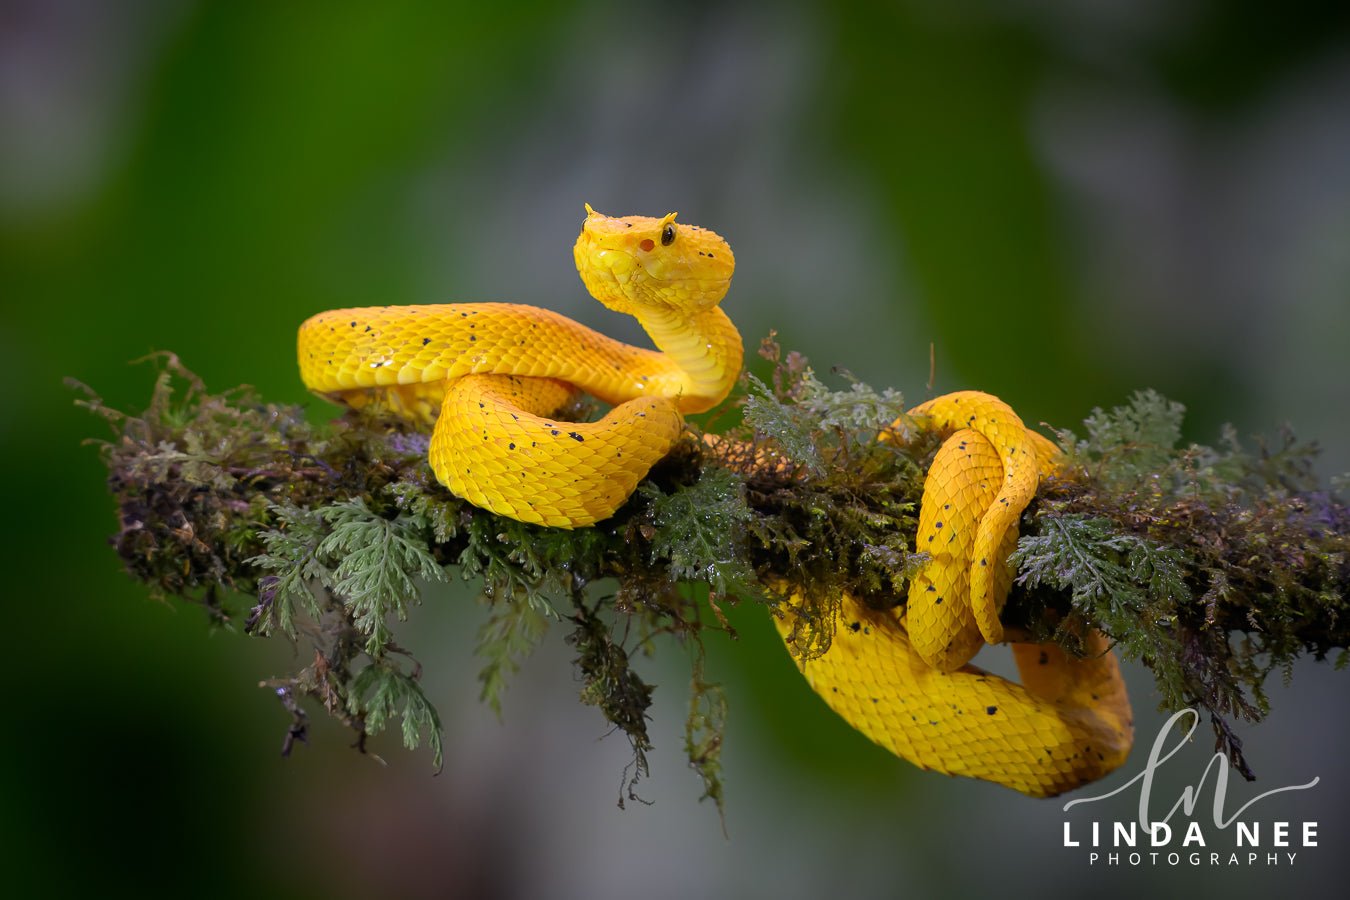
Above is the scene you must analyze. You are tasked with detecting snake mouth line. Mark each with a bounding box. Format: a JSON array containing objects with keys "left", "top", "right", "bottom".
[{"left": 588, "top": 246, "right": 730, "bottom": 295}]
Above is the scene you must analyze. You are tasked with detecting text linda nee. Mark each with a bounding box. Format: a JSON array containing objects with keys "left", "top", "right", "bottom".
[{"left": 1059, "top": 710, "right": 1319, "bottom": 862}]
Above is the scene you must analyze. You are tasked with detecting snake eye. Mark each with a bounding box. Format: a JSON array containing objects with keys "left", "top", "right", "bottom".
[{"left": 661, "top": 223, "right": 676, "bottom": 246}]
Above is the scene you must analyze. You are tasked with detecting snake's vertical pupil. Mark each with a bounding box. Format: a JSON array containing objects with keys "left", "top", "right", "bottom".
[{"left": 661, "top": 224, "right": 675, "bottom": 246}]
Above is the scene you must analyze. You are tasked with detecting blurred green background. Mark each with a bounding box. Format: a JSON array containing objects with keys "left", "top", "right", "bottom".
[{"left": 3, "top": 1, "right": 1348, "bottom": 897}]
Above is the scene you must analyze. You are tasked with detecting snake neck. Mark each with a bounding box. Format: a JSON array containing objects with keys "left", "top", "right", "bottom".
[{"left": 634, "top": 305, "right": 743, "bottom": 415}]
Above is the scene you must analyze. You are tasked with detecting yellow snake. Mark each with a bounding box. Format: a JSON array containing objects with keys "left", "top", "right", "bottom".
[{"left": 297, "top": 206, "right": 1133, "bottom": 796}]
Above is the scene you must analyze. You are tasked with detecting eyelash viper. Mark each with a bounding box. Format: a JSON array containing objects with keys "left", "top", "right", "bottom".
[{"left": 296, "top": 206, "right": 1134, "bottom": 797}]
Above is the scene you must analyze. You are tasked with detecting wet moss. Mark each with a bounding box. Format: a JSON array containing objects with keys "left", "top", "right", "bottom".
[{"left": 74, "top": 347, "right": 1349, "bottom": 809}]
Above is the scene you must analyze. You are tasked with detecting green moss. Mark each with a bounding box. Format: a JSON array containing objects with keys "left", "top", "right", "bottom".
[
  {"left": 76, "top": 347, "right": 1349, "bottom": 809},
  {"left": 475, "top": 589, "right": 551, "bottom": 716},
  {"left": 568, "top": 599, "right": 656, "bottom": 808},
  {"left": 685, "top": 649, "right": 728, "bottom": 834},
  {"left": 349, "top": 659, "right": 445, "bottom": 770},
  {"left": 1017, "top": 390, "right": 1349, "bottom": 774}
]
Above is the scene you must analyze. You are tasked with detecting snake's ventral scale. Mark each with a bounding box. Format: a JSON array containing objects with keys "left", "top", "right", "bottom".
[{"left": 297, "top": 205, "right": 1133, "bottom": 796}]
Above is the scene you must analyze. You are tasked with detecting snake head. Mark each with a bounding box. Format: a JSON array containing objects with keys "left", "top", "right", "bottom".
[{"left": 574, "top": 204, "right": 735, "bottom": 315}]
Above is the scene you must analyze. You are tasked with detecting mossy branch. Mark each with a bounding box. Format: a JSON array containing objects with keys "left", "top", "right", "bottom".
[{"left": 72, "top": 342, "right": 1348, "bottom": 809}]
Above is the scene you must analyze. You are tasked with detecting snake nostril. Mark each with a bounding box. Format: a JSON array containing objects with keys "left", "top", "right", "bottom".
[{"left": 639, "top": 239, "right": 655, "bottom": 252}]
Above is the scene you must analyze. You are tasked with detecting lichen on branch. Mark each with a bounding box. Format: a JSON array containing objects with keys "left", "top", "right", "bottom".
[{"left": 72, "top": 343, "right": 1349, "bottom": 807}]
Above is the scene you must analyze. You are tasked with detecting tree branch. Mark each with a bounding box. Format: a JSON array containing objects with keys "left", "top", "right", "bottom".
[{"left": 71, "top": 343, "right": 1349, "bottom": 806}]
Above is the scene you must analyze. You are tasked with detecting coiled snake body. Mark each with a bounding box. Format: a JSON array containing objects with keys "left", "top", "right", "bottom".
[{"left": 298, "top": 207, "right": 1133, "bottom": 796}]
